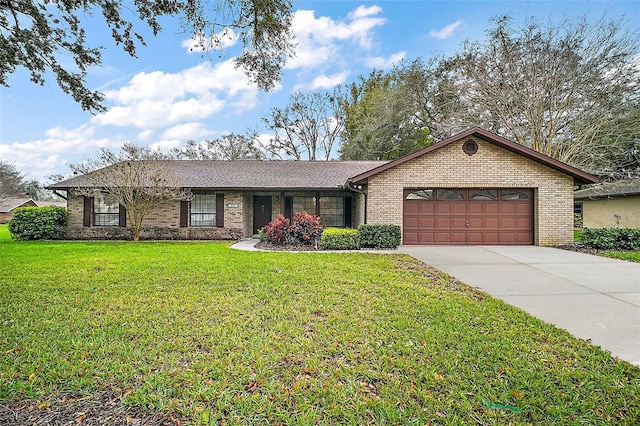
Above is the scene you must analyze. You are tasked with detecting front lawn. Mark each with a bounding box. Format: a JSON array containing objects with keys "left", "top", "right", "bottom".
[
  {"left": 0, "top": 231, "right": 638, "bottom": 424},
  {"left": 602, "top": 251, "right": 640, "bottom": 263}
]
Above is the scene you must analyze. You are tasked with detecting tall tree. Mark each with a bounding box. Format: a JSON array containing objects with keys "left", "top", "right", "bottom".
[
  {"left": 262, "top": 90, "right": 344, "bottom": 161},
  {"left": 338, "top": 60, "right": 438, "bottom": 161},
  {"left": 172, "top": 133, "right": 263, "bottom": 160},
  {"left": 1, "top": 0, "right": 294, "bottom": 112},
  {"left": 436, "top": 15, "right": 640, "bottom": 176},
  {"left": 70, "top": 143, "right": 190, "bottom": 241},
  {"left": 0, "top": 161, "right": 25, "bottom": 200}
]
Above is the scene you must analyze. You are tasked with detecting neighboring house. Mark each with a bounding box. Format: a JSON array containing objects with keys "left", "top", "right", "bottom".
[
  {"left": 48, "top": 128, "right": 598, "bottom": 245},
  {"left": 0, "top": 195, "right": 37, "bottom": 223},
  {"left": 574, "top": 179, "right": 640, "bottom": 229},
  {"left": 33, "top": 200, "right": 67, "bottom": 208}
]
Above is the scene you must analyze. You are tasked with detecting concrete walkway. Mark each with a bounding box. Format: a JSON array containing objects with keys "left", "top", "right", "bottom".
[{"left": 398, "top": 246, "right": 640, "bottom": 366}]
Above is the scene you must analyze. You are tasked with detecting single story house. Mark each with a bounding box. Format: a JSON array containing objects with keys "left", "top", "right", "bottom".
[
  {"left": 0, "top": 195, "right": 37, "bottom": 223},
  {"left": 574, "top": 179, "right": 640, "bottom": 228},
  {"left": 48, "top": 128, "right": 598, "bottom": 245}
]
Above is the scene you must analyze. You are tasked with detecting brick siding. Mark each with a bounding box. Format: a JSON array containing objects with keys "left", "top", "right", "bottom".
[
  {"left": 66, "top": 191, "right": 245, "bottom": 240},
  {"left": 366, "top": 137, "right": 574, "bottom": 246}
]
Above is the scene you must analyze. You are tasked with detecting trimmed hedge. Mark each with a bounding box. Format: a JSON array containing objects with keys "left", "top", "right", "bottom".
[
  {"left": 358, "top": 224, "right": 401, "bottom": 249},
  {"left": 578, "top": 228, "right": 640, "bottom": 251},
  {"left": 321, "top": 228, "right": 360, "bottom": 250},
  {"left": 8, "top": 206, "right": 67, "bottom": 240}
]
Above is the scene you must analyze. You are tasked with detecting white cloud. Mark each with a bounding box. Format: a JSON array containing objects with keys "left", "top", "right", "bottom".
[
  {"left": 286, "top": 7, "right": 387, "bottom": 70},
  {"left": 365, "top": 51, "right": 406, "bottom": 68},
  {"left": 348, "top": 5, "right": 382, "bottom": 20},
  {"left": 308, "top": 71, "right": 350, "bottom": 90},
  {"left": 138, "top": 129, "right": 155, "bottom": 141},
  {"left": 149, "top": 139, "right": 183, "bottom": 152},
  {"left": 161, "top": 122, "right": 213, "bottom": 140},
  {"left": 0, "top": 124, "right": 119, "bottom": 180},
  {"left": 92, "top": 60, "right": 258, "bottom": 129},
  {"left": 430, "top": 20, "right": 463, "bottom": 39},
  {"left": 182, "top": 28, "right": 239, "bottom": 53}
]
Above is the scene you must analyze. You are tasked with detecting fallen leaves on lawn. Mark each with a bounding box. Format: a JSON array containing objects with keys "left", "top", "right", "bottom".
[{"left": 0, "top": 390, "right": 187, "bottom": 425}]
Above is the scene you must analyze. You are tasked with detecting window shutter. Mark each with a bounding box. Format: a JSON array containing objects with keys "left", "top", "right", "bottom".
[
  {"left": 180, "top": 201, "right": 189, "bottom": 228},
  {"left": 344, "top": 197, "right": 352, "bottom": 228},
  {"left": 216, "top": 194, "right": 224, "bottom": 227},
  {"left": 83, "top": 196, "right": 93, "bottom": 227},
  {"left": 119, "top": 204, "right": 127, "bottom": 227}
]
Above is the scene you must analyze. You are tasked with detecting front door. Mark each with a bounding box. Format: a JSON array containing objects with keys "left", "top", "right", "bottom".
[{"left": 253, "top": 196, "right": 273, "bottom": 234}]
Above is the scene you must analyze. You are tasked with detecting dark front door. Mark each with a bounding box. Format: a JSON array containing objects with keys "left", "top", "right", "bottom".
[{"left": 253, "top": 196, "right": 272, "bottom": 234}]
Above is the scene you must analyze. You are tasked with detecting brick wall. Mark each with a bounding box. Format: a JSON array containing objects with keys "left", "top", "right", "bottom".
[
  {"left": 66, "top": 191, "right": 246, "bottom": 240},
  {"left": 366, "top": 137, "right": 574, "bottom": 246}
]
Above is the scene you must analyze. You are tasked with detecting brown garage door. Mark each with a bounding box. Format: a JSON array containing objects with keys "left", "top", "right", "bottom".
[{"left": 403, "top": 188, "right": 533, "bottom": 245}]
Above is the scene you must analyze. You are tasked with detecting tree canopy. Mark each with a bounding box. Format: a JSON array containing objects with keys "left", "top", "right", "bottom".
[
  {"left": 338, "top": 63, "right": 436, "bottom": 161},
  {"left": 172, "top": 133, "right": 263, "bottom": 160},
  {"left": 339, "top": 15, "right": 640, "bottom": 179},
  {"left": 262, "top": 90, "right": 344, "bottom": 161},
  {"left": 1, "top": 0, "right": 294, "bottom": 112},
  {"left": 0, "top": 161, "right": 26, "bottom": 200},
  {"left": 437, "top": 15, "right": 640, "bottom": 177}
]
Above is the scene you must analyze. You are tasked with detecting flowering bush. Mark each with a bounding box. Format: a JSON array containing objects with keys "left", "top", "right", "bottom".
[
  {"left": 262, "top": 211, "right": 323, "bottom": 246},
  {"left": 263, "top": 214, "right": 292, "bottom": 245},
  {"left": 290, "top": 211, "right": 323, "bottom": 244}
]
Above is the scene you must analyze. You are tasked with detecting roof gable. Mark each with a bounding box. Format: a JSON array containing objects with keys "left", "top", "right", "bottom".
[
  {"left": 0, "top": 198, "right": 36, "bottom": 213},
  {"left": 350, "top": 127, "right": 599, "bottom": 185}
]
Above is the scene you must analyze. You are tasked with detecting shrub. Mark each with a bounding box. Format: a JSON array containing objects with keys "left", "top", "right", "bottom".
[
  {"left": 321, "top": 228, "right": 360, "bottom": 250},
  {"left": 262, "top": 211, "right": 323, "bottom": 247},
  {"left": 8, "top": 206, "right": 67, "bottom": 240},
  {"left": 290, "top": 211, "right": 323, "bottom": 245},
  {"left": 579, "top": 228, "right": 640, "bottom": 251},
  {"left": 262, "top": 214, "right": 292, "bottom": 245},
  {"left": 573, "top": 213, "right": 583, "bottom": 229},
  {"left": 358, "top": 224, "right": 401, "bottom": 249}
]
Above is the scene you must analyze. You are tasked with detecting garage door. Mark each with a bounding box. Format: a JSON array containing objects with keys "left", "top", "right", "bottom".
[{"left": 403, "top": 188, "right": 533, "bottom": 245}]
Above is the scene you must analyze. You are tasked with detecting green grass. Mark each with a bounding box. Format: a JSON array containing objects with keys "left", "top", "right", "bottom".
[
  {"left": 573, "top": 228, "right": 640, "bottom": 263},
  {"left": 1, "top": 225, "right": 638, "bottom": 424},
  {"left": 601, "top": 251, "right": 640, "bottom": 263}
]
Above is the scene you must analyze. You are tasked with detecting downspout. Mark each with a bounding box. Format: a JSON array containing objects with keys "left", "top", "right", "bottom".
[{"left": 344, "top": 179, "right": 367, "bottom": 224}]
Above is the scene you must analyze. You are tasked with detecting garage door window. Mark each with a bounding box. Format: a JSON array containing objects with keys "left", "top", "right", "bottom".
[
  {"left": 406, "top": 189, "right": 433, "bottom": 200},
  {"left": 501, "top": 189, "right": 531, "bottom": 200},
  {"left": 470, "top": 189, "right": 498, "bottom": 200},
  {"left": 437, "top": 189, "right": 465, "bottom": 200}
]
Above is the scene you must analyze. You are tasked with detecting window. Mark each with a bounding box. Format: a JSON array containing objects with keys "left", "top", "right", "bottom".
[
  {"left": 292, "top": 196, "right": 316, "bottom": 214},
  {"left": 470, "top": 189, "right": 498, "bottom": 200},
  {"left": 437, "top": 189, "right": 465, "bottom": 200},
  {"left": 93, "top": 193, "right": 120, "bottom": 226},
  {"left": 319, "top": 197, "right": 344, "bottom": 227},
  {"left": 406, "top": 190, "right": 433, "bottom": 200},
  {"left": 190, "top": 193, "right": 216, "bottom": 227},
  {"left": 501, "top": 189, "right": 531, "bottom": 200},
  {"left": 574, "top": 203, "right": 583, "bottom": 215}
]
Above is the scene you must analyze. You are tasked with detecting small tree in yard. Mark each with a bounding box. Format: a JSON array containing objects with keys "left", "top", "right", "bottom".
[{"left": 71, "top": 143, "right": 191, "bottom": 241}]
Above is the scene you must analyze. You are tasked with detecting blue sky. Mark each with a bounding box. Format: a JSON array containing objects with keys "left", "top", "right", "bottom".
[{"left": 1, "top": 0, "right": 638, "bottom": 181}]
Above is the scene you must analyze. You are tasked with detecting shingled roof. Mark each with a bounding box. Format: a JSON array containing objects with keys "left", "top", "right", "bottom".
[
  {"left": 0, "top": 197, "right": 36, "bottom": 213},
  {"left": 48, "top": 160, "right": 388, "bottom": 191},
  {"left": 574, "top": 179, "right": 640, "bottom": 200}
]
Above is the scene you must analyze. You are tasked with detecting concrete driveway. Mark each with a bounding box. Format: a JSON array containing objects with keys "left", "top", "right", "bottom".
[{"left": 398, "top": 245, "right": 640, "bottom": 366}]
